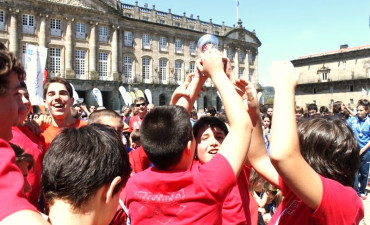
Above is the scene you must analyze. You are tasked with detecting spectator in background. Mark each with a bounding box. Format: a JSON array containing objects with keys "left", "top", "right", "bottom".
[
  {"left": 147, "top": 103, "right": 155, "bottom": 112},
  {"left": 319, "top": 106, "right": 330, "bottom": 116},
  {"left": 266, "top": 107, "right": 273, "bottom": 118},
  {"left": 89, "top": 105, "right": 96, "bottom": 113},
  {"left": 347, "top": 99, "right": 370, "bottom": 200},
  {"left": 295, "top": 106, "right": 304, "bottom": 120},
  {"left": 129, "top": 97, "right": 147, "bottom": 132},
  {"left": 307, "top": 103, "right": 318, "bottom": 117},
  {"left": 190, "top": 108, "right": 198, "bottom": 126},
  {"left": 205, "top": 105, "right": 217, "bottom": 116}
]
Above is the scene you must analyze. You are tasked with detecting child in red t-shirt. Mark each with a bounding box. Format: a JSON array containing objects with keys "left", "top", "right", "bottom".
[
  {"left": 247, "top": 61, "right": 364, "bottom": 225},
  {"left": 125, "top": 49, "right": 253, "bottom": 224}
]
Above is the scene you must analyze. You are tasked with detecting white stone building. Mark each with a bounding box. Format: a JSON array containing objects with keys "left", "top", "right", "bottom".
[
  {"left": 292, "top": 44, "right": 370, "bottom": 109},
  {"left": 0, "top": 0, "right": 261, "bottom": 111}
]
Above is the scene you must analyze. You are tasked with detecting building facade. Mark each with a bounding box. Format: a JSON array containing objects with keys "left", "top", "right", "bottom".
[
  {"left": 292, "top": 45, "right": 370, "bottom": 109},
  {"left": 0, "top": 0, "right": 261, "bottom": 112}
]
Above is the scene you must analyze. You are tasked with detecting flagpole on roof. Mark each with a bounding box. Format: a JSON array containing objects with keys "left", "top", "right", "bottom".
[{"left": 236, "top": 0, "right": 239, "bottom": 23}]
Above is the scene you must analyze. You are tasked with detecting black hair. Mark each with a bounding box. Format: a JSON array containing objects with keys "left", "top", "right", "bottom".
[
  {"left": 297, "top": 117, "right": 360, "bottom": 186},
  {"left": 193, "top": 116, "right": 229, "bottom": 139},
  {"left": 206, "top": 106, "right": 217, "bottom": 116},
  {"left": 0, "top": 49, "right": 25, "bottom": 96},
  {"left": 319, "top": 106, "right": 329, "bottom": 114},
  {"left": 357, "top": 99, "right": 369, "bottom": 110},
  {"left": 42, "top": 124, "right": 131, "bottom": 210},
  {"left": 332, "top": 101, "right": 343, "bottom": 114},
  {"left": 140, "top": 105, "right": 192, "bottom": 170},
  {"left": 43, "top": 77, "right": 73, "bottom": 99},
  {"left": 307, "top": 103, "right": 318, "bottom": 112}
]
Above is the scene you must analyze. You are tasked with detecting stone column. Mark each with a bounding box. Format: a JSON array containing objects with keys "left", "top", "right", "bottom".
[
  {"left": 65, "top": 18, "right": 75, "bottom": 78},
  {"left": 9, "top": 12, "right": 18, "bottom": 57},
  {"left": 111, "top": 26, "right": 119, "bottom": 80},
  {"left": 89, "top": 22, "right": 98, "bottom": 80},
  {"left": 254, "top": 51, "right": 259, "bottom": 84},
  {"left": 234, "top": 48, "right": 239, "bottom": 79},
  {"left": 39, "top": 15, "right": 47, "bottom": 49}
]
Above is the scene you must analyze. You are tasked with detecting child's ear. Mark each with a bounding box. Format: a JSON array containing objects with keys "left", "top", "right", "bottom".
[
  {"left": 105, "top": 176, "right": 122, "bottom": 204},
  {"left": 186, "top": 136, "right": 196, "bottom": 156}
]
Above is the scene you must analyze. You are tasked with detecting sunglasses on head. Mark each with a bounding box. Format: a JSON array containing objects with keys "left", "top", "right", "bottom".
[{"left": 136, "top": 103, "right": 146, "bottom": 107}]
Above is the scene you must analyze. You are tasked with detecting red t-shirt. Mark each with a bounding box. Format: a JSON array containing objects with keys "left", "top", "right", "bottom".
[
  {"left": 222, "top": 166, "right": 253, "bottom": 225},
  {"left": 0, "top": 139, "right": 37, "bottom": 220},
  {"left": 10, "top": 126, "right": 44, "bottom": 210},
  {"left": 41, "top": 119, "right": 87, "bottom": 151},
  {"left": 269, "top": 175, "right": 364, "bottom": 225},
  {"left": 125, "top": 154, "right": 236, "bottom": 225},
  {"left": 128, "top": 115, "right": 142, "bottom": 132},
  {"left": 128, "top": 146, "right": 151, "bottom": 175}
]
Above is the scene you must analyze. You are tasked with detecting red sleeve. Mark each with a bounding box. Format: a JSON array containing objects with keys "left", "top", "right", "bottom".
[
  {"left": 128, "top": 146, "right": 151, "bottom": 174},
  {"left": 128, "top": 117, "right": 134, "bottom": 133},
  {"left": 0, "top": 139, "right": 37, "bottom": 220}
]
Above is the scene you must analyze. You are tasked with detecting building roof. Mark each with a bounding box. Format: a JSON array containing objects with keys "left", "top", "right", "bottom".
[{"left": 295, "top": 44, "right": 370, "bottom": 60}]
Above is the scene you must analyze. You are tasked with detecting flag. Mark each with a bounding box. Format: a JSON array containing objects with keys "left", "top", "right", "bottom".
[
  {"left": 362, "top": 88, "right": 367, "bottom": 96},
  {"left": 24, "top": 44, "right": 48, "bottom": 106},
  {"left": 237, "top": 0, "right": 239, "bottom": 7}
]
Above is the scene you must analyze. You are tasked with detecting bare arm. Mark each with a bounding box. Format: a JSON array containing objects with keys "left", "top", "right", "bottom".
[
  {"left": 198, "top": 49, "right": 252, "bottom": 177},
  {"left": 233, "top": 78, "right": 279, "bottom": 187},
  {"left": 269, "top": 61, "right": 322, "bottom": 209},
  {"left": 171, "top": 66, "right": 207, "bottom": 113}
]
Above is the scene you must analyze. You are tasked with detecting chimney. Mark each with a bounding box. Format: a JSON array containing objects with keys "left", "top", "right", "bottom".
[{"left": 340, "top": 44, "right": 348, "bottom": 49}]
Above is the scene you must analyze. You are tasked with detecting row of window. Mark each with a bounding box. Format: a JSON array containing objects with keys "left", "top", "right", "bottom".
[{"left": 30, "top": 47, "right": 199, "bottom": 82}]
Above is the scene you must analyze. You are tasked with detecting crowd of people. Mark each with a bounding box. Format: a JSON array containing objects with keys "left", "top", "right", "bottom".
[{"left": 0, "top": 41, "right": 368, "bottom": 225}]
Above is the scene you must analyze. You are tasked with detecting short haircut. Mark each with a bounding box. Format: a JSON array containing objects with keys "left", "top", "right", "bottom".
[
  {"left": 206, "top": 106, "right": 217, "bottom": 116},
  {"left": 88, "top": 109, "right": 121, "bottom": 125},
  {"left": 0, "top": 49, "right": 25, "bottom": 96},
  {"left": 42, "top": 124, "right": 131, "bottom": 210},
  {"left": 193, "top": 116, "right": 229, "bottom": 139},
  {"left": 307, "top": 103, "right": 318, "bottom": 111},
  {"left": 297, "top": 117, "right": 360, "bottom": 186},
  {"left": 295, "top": 106, "right": 304, "bottom": 114},
  {"left": 134, "top": 97, "right": 146, "bottom": 104},
  {"left": 332, "top": 101, "right": 343, "bottom": 114},
  {"left": 9, "top": 143, "right": 34, "bottom": 168},
  {"left": 130, "top": 129, "right": 140, "bottom": 143},
  {"left": 319, "top": 106, "right": 329, "bottom": 114},
  {"left": 43, "top": 77, "right": 73, "bottom": 99},
  {"left": 140, "top": 106, "right": 192, "bottom": 170},
  {"left": 357, "top": 99, "right": 369, "bottom": 110}
]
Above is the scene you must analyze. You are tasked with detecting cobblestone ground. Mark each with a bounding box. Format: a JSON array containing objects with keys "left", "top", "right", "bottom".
[{"left": 360, "top": 185, "right": 370, "bottom": 225}]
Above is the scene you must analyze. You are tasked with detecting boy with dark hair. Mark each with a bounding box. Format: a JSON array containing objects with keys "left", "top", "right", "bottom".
[
  {"left": 347, "top": 98, "right": 370, "bottom": 199},
  {"left": 307, "top": 103, "right": 318, "bottom": 117},
  {"left": 247, "top": 61, "right": 363, "bottom": 224},
  {"left": 42, "top": 124, "right": 131, "bottom": 225},
  {"left": 42, "top": 77, "right": 87, "bottom": 150},
  {"left": 0, "top": 48, "right": 48, "bottom": 224},
  {"left": 125, "top": 49, "right": 253, "bottom": 224}
]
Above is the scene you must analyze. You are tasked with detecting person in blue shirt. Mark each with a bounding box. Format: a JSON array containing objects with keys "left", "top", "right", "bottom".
[{"left": 347, "top": 99, "right": 370, "bottom": 199}]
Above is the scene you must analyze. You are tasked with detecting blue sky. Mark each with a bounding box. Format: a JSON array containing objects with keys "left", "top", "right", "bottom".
[{"left": 121, "top": 0, "right": 370, "bottom": 85}]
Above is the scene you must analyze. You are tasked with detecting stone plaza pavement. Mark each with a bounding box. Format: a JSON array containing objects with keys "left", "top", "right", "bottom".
[{"left": 360, "top": 185, "right": 370, "bottom": 225}]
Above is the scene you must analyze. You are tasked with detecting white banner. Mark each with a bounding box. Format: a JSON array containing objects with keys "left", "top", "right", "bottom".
[
  {"left": 91, "top": 88, "right": 103, "bottom": 107},
  {"left": 69, "top": 83, "right": 80, "bottom": 104},
  {"left": 144, "top": 89, "right": 152, "bottom": 104},
  {"left": 118, "top": 86, "right": 128, "bottom": 105},
  {"left": 25, "top": 44, "right": 48, "bottom": 105}
]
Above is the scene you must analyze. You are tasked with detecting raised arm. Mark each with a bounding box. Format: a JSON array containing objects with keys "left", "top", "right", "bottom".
[
  {"left": 269, "top": 61, "right": 322, "bottom": 209},
  {"left": 172, "top": 61, "right": 207, "bottom": 113},
  {"left": 233, "top": 78, "right": 279, "bottom": 187},
  {"left": 197, "top": 49, "right": 252, "bottom": 177}
]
